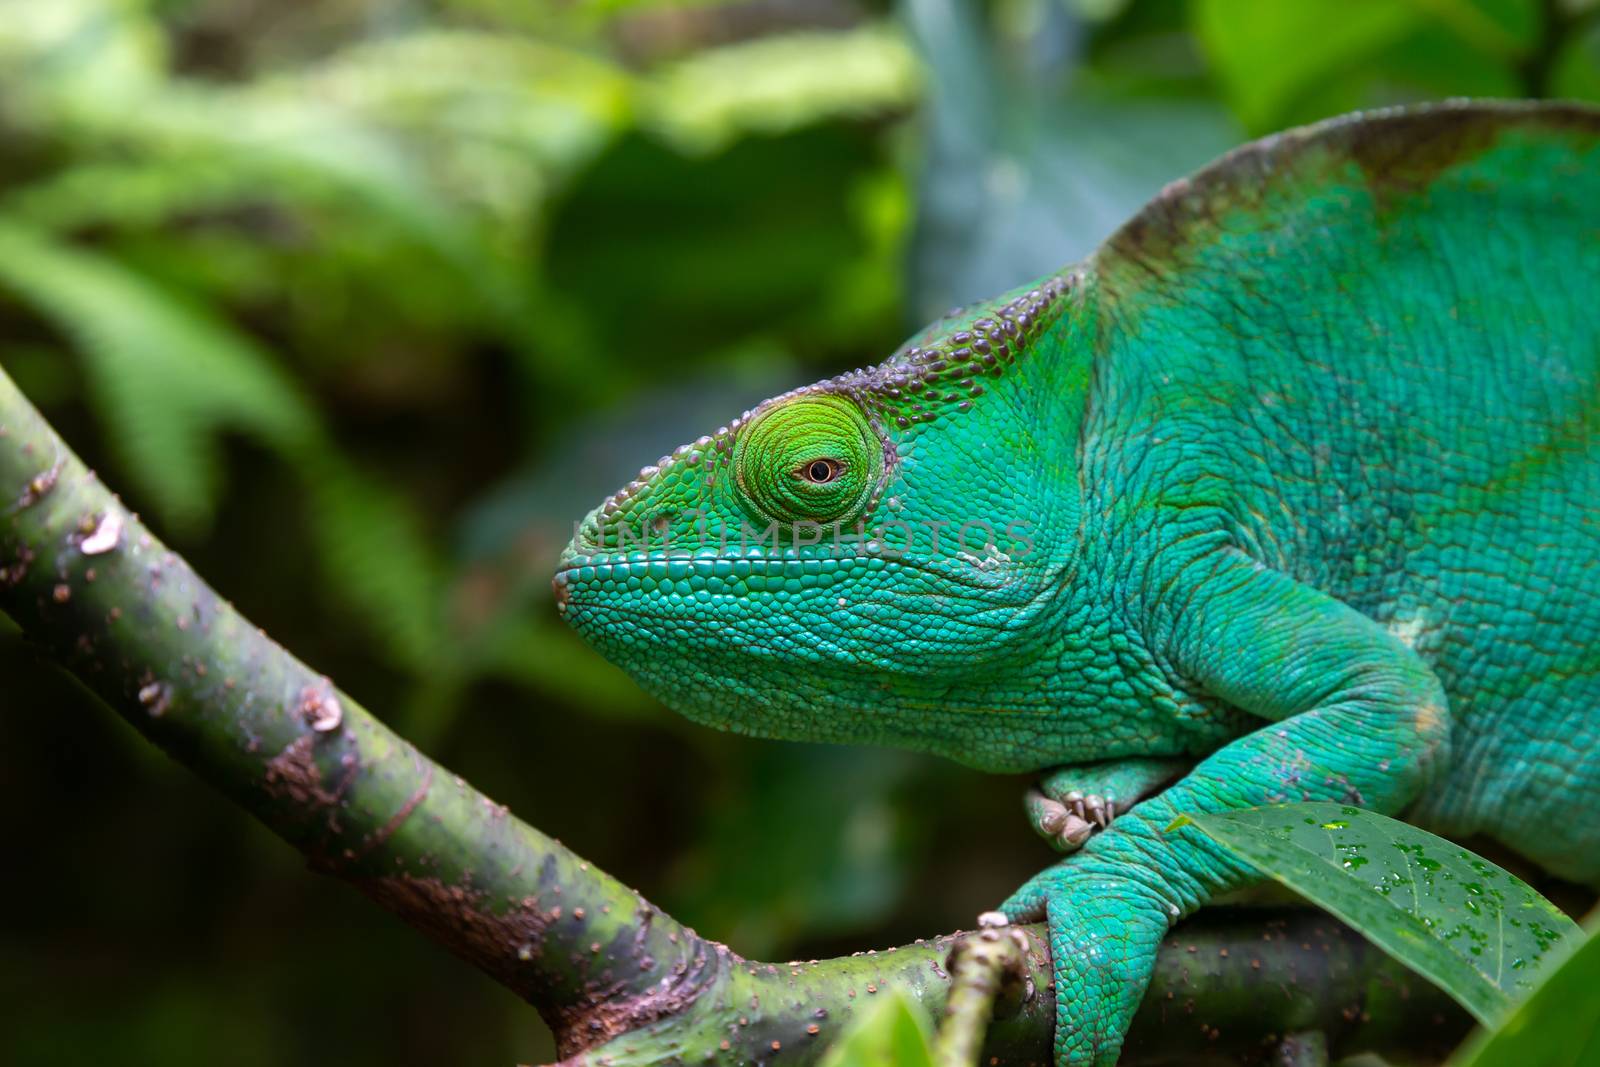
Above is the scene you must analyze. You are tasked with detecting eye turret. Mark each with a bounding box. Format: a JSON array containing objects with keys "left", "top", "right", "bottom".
[{"left": 734, "top": 395, "right": 881, "bottom": 525}]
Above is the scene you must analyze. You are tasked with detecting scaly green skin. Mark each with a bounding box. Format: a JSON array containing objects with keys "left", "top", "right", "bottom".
[{"left": 555, "top": 101, "right": 1600, "bottom": 1065}]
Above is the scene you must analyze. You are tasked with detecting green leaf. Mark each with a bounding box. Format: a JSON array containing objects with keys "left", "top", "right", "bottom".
[
  {"left": 293, "top": 30, "right": 632, "bottom": 179},
  {"left": 0, "top": 222, "right": 316, "bottom": 529},
  {"left": 0, "top": 0, "right": 167, "bottom": 105},
  {"left": 0, "top": 13, "right": 578, "bottom": 374},
  {"left": 1194, "top": 0, "right": 1424, "bottom": 132},
  {"left": 1180, "top": 803, "right": 1580, "bottom": 1026},
  {"left": 1452, "top": 924, "right": 1600, "bottom": 1066},
  {"left": 299, "top": 453, "right": 446, "bottom": 671},
  {"left": 1553, "top": 17, "right": 1600, "bottom": 103},
  {"left": 643, "top": 24, "right": 920, "bottom": 155},
  {"left": 818, "top": 989, "right": 935, "bottom": 1067},
  {"left": 902, "top": 0, "right": 1236, "bottom": 319},
  {"left": 0, "top": 222, "right": 450, "bottom": 670}
]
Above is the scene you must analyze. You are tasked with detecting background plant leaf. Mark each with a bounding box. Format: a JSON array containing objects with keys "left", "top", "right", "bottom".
[
  {"left": 644, "top": 23, "right": 920, "bottom": 155},
  {"left": 297, "top": 452, "right": 446, "bottom": 672},
  {"left": 0, "top": 222, "right": 316, "bottom": 529},
  {"left": 817, "top": 988, "right": 935, "bottom": 1067},
  {"left": 903, "top": 0, "right": 1235, "bottom": 319},
  {"left": 1194, "top": 0, "right": 1425, "bottom": 133}
]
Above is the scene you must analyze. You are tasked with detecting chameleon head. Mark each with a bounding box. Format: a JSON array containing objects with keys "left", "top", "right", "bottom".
[{"left": 554, "top": 273, "right": 1085, "bottom": 767}]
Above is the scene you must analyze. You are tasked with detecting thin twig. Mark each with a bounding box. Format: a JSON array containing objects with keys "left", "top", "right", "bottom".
[{"left": 933, "top": 914, "right": 1031, "bottom": 1067}]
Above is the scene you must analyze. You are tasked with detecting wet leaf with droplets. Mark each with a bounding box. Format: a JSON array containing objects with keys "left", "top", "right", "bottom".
[
  {"left": 1451, "top": 923, "right": 1600, "bottom": 1067},
  {"left": 1175, "top": 802, "right": 1580, "bottom": 1026}
]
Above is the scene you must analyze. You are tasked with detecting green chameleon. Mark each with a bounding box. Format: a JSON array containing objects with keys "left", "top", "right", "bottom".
[{"left": 555, "top": 101, "right": 1600, "bottom": 1064}]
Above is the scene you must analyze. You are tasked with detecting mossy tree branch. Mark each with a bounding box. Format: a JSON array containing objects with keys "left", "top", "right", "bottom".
[{"left": 0, "top": 365, "right": 1469, "bottom": 1065}]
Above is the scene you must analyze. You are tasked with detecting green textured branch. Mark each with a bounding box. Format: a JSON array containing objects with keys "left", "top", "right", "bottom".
[{"left": 0, "top": 365, "right": 1468, "bottom": 1065}]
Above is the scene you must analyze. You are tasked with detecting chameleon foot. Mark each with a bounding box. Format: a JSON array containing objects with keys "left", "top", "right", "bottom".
[
  {"left": 1025, "top": 757, "right": 1189, "bottom": 854},
  {"left": 1026, "top": 788, "right": 1117, "bottom": 852}
]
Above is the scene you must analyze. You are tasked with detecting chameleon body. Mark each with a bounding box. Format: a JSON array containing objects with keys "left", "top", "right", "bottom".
[{"left": 555, "top": 102, "right": 1600, "bottom": 1064}]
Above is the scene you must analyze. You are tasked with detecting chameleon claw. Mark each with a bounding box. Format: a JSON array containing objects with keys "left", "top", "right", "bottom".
[
  {"left": 1056, "top": 813, "right": 1094, "bottom": 850},
  {"left": 1085, "top": 794, "right": 1109, "bottom": 828},
  {"left": 1028, "top": 790, "right": 1070, "bottom": 836}
]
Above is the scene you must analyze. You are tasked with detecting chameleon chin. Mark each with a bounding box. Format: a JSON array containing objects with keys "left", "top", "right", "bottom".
[{"left": 557, "top": 100, "right": 1600, "bottom": 1066}]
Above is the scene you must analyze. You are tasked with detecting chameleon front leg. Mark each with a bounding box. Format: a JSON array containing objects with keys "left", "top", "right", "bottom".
[
  {"left": 1025, "top": 757, "right": 1189, "bottom": 852},
  {"left": 1003, "top": 553, "right": 1452, "bottom": 1066}
]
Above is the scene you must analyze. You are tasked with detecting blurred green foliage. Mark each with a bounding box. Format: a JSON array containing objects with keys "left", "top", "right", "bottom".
[
  {"left": 2, "top": 0, "right": 1597, "bottom": 1064},
  {"left": 818, "top": 989, "right": 936, "bottom": 1067}
]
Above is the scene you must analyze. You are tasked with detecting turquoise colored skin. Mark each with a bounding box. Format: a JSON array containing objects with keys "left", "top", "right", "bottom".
[{"left": 555, "top": 102, "right": 1600, "bottom": 1065}]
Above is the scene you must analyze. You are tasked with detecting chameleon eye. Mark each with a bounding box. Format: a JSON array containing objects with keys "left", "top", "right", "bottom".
[
  {"left": 734, "top": 395, "right": 881, "bottom": 525},
  {"left": 801, "top": 459, "right": 842, "bottom": 484}
]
